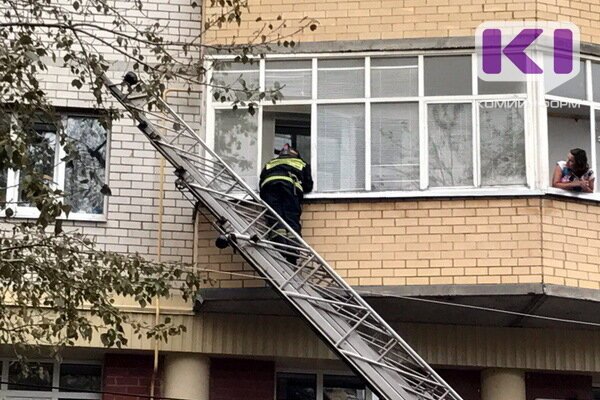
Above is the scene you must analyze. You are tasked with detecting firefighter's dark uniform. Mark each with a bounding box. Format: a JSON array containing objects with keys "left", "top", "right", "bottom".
[{"left": 259, "top": 150, "right": 313, "bottom": 263}]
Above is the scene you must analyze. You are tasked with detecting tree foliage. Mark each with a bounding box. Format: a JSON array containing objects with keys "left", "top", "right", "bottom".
[{"left": 0, "top": 0, "right": 317, "bottom": 358}]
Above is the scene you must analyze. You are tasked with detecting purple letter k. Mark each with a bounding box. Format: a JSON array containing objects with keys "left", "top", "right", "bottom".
[
  {"left": 503, "top": 29, "right": 543, "bottom": 74},
  {"left": 482, "top": 28, "right": 543, "bottom": 74}
]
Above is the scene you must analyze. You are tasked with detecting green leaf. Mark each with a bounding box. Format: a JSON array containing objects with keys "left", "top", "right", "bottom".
[{"left": 71, "top": 79, "right": 82, "bottom": 89}]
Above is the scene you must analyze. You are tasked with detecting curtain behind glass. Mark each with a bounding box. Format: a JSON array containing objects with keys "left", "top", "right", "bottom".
[
  {"left": 371, "top": 103, "right": 419, "bottom": 191},
  {"left": 317, "top": 104, "right": 365, "bottom": 192},
  {"left": 318, "top": 59, "right": 364, "bottom": 99},
  {"left": 428, "top": 103, "right": 473, "bottom": 187},
  {"left": 266, "top": 60, "right": 312, "bottom": 100}
]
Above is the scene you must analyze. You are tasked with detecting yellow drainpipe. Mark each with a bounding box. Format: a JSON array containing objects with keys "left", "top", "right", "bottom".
[{"left": 149, "top": 85, "right": 203, "bottom": 400}]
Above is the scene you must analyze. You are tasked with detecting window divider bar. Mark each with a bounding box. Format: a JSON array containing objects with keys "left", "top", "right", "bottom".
[
  {"left": 418, "top": 55, "right": 428, "bottom": 190},
  {"left": 311, "top": 57, "right": 318, "bottom": 192},
  {"left": 473, "top": 102, "right": 481, "bottom": 188},
  {"left": 365, "top": 57, "right": 371, "bottom": 192}
]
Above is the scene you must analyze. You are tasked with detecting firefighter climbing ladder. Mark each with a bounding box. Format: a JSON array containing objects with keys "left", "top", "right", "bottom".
[{"left": 101, "top": 72, "right": 463, "bottom": 400}]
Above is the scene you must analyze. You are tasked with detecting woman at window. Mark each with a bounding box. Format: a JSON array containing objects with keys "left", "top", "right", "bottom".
[{"left": 552, "top": 148, "right": 595, "bottom": 193}]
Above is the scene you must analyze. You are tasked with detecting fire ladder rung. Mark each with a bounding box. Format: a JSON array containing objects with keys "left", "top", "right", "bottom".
[{"left": 100, "top": 72, "right": 464, "bottom": 400}]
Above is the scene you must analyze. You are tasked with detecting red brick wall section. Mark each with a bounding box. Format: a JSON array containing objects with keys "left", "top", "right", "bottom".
[
  {"left": 103, "top": 354, "right": 160, "bottom": 400},
  {"left": 526, "top": 372, "right": 592, "bottom": 400},
  {"left": 209, "top": 358, "right": 275, "bottom": 400}
]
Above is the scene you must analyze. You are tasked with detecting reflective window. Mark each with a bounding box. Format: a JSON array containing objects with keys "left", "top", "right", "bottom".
[
  {"left": 479, "top": 102, "right": 526, "bottom": 186},
  {"left": 212, "top": 61, "right": 260, "bottom": 102},
  {"left": 317, "top": 104, "right": 365, "bottom": 192},
  {"left": 548, "top": 60, "right": 586, "bottom": 100},
  {"left": 214, "top": 108, "right": 259, "bottom": 189},
  {"left": 428, "top": 103, "right": 473, "bottom": 187},
  {"left": 266, "top": 60, "right": 312, "bottom": 100},
  {"left": 371, "top": 103, "right": 419, "bottom": 190},
  {"left": 371, "top": 57, "right": 418, "bottom": 97},
  {"left": 318, "top": 59, "right": 364, "bottom": 99},
  {"left": 60, "top": 364, "right": 102, "bottom": 392},
  {"left": 8, "top": 362, "right": 53, "bottom": 391},
  {"left": 277, "top": 373, "right": 316, "bottom": 400},
  {"left": 424, "top": 56, "right": 472, "bottom": 96},
  {"left": 323, "top": 375, "right": 366, "bottom": 400}
]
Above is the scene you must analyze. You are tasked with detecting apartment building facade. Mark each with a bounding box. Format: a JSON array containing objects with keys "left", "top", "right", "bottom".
[{"left": 2, "top": 1, "right": 600, "bottom": 400}]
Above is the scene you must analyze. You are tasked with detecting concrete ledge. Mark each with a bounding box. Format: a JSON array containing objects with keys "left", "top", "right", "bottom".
[
  {"left": 207, "top": 37, "right": 600, "bottom": 57},
  {"left": 195, "top": 283, "right": 600, "bottom": 328}
]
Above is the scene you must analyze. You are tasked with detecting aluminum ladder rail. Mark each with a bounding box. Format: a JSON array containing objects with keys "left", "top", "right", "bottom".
[{"left": 101, "top": 72, "right": 463, "bottom": 400}]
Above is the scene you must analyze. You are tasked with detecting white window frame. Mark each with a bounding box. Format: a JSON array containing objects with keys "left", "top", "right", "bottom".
[
  {"left": 0, "top": 359, "right": 102, "bottom": 400},
  {"left": 205, "top": 51, "right": 600, "bottom": 202},
  {"left": 544, "top": 56, "right": 600, "bottom": 197},
  {"left": 2, "top": 112, "right": 110, "bottom": 221},
  {"left": 275, "top": 368, "right": 377, "bottom": 400}
]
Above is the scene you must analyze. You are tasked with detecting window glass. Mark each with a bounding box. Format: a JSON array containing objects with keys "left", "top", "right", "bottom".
[
  {"left": 317, "top": 104, "right": 365, "bottom": 192},
  {"left": 371, "top": 103, "right": 419, "bottom": 190},
  {"left": 266, "top": 60, "right": 312, "bottom": 100},
  {"left": 428, "top": 103, "right": 473, "bottom": 187},
  {"left": 548, "top": 60, "right": 586, "bottom": 100},
  {"left": 18, "top": 124, "right": 57, "bottom": 204},
  {"left": 64, "top": 117, "right": 107, "bottom": 214},
  {"left": 424, "top": 56, "right": 472, "bottom": 96},
  {"left": 596, "top": 112, "right": 600, "bottom": 189},
  {"left": 479, "top": 102, "right": 526, "bottom": 185},
  {"left": 8, "top": 362, "right": 54, "bottom": 391},
  {"left": 0, "top": 169, "right": 6, "bottom": 206},
  {"left": 0, "top": 115, "right": 8, "bottom": 205},
  {"left": 371, "top": 57, "right": 418, "bottom": 97},
  {"left": 323, "top": 375, "right": 366, "bottom": 400},
  {"left": 212, "top": 61, "right": 259, "bottom": 102},
  {"left": 477, "top": 79, "right": 526, "bottom": 95},
  {"left": 318, "top": 59, "right": 364, "bottom": 99},
  {"left": 214, "top": 108, "right": 259, "bottom": 189},
  {"left": 593, "top": 62, "right": 600, "bottom": 103},
  {"left": 276, "top": 373, "right": 316, "bottom": 400},
  {"left": 60, "top": 364, "right": 102, "bottom": 392}
]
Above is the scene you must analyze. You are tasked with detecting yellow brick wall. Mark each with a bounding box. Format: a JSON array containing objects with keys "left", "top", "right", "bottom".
[
  {"left": 542, "top": 198, "right": 600, "bottom": 290},
  {"left": 198, "top": 196, "right": 600, "bottom": 290},
  {"left": 197, "top": 197, "right": 547, "bottom": 289},
  {"left": 204, "top": 0, "right": 600, "bottom": 46},
  {"left": 537, "top": 0, "right": 600, "bottom": 44}
]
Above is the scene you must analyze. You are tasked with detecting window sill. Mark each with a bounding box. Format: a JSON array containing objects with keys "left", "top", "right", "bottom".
[
  {"left": 1, "top": 207, "right": 107, "bottom": 222},
  {"left": 304, "top": 186, "right": 543, "bottom": 201},
  {"left": 544, "top": 187, "right": 600, "bottom": 201},
  {"left": 304, "top": 186, "right": 600, "bottom": 204}
]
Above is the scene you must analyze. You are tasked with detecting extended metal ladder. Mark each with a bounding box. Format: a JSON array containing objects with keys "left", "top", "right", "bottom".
[{"left": 102, "top": 72, "right": 463, "bottom": 400}]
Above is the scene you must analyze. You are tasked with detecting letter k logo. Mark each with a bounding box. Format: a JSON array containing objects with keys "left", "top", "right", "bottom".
[{"left": 483, "top": 28, "right": 543, "bottom": 74}]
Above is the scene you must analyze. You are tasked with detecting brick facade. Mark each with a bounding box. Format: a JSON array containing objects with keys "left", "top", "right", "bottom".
[
  {"left": 209, "top": 358, "right": 275, "bottom": 400},
  {"left": 205, "top": 0, "right": 600, "bottom": 45},
  {"left": 102, "top": 354, "right": 159, "bottom": 400},
  {"left": 201, "top": 196, "right": 600, "bottom": 290}
]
